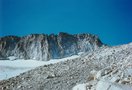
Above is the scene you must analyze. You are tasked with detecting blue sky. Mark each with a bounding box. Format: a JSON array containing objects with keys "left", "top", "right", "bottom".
[{"left": 0, "top": 0, "right": 132, "bottom": 45}]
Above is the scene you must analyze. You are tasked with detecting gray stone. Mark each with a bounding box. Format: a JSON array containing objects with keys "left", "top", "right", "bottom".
[{"left": 0, "top": 33, "right": 103, "bottom": 61}]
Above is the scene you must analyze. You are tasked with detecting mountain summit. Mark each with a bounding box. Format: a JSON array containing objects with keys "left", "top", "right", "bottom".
[{"left": 0, "top": 32, "right": 103, "bottom": 61}]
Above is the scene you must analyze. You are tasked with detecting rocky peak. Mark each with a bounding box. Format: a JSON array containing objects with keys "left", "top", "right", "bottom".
[
  {"left": 0, "top": 36, "right": 20, "bottom": 57},
  {"left": 0, "top": 33, "right": 104, "bottom": 61}
]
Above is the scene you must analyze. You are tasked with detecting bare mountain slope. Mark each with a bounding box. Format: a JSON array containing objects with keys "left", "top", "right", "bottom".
[{"left": 0, "top": 43, "right": 132, "bottom": 90}]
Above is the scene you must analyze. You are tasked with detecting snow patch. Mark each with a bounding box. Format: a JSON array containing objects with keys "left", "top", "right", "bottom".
[{"left": 0, "top": 55, "right": 79, "bottom": 81}]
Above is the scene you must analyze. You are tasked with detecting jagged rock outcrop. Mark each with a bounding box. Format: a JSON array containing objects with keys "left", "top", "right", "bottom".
[
  {"left": 0, "top": 32, "right": 103, "bottom": 61},
  {"left": 0, "top": 36, "right": 20, "bottom": 60}
]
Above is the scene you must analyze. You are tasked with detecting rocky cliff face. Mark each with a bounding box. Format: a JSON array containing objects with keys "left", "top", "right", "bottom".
[
  {"left": 0, "top": 36, "right": 21, "bottom": 60},
  {"left": 0, "top": 32, "right": 103, "bottom": 61}
]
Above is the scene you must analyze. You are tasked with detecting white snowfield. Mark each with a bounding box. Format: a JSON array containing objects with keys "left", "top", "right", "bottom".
[{"left": 0, "top": 55, "right": 79, "bottom": 81}]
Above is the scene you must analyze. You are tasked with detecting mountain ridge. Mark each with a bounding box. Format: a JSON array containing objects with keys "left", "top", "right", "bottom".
[{"left": 0, "top": 32, "right": 103, "bottom": 61}]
